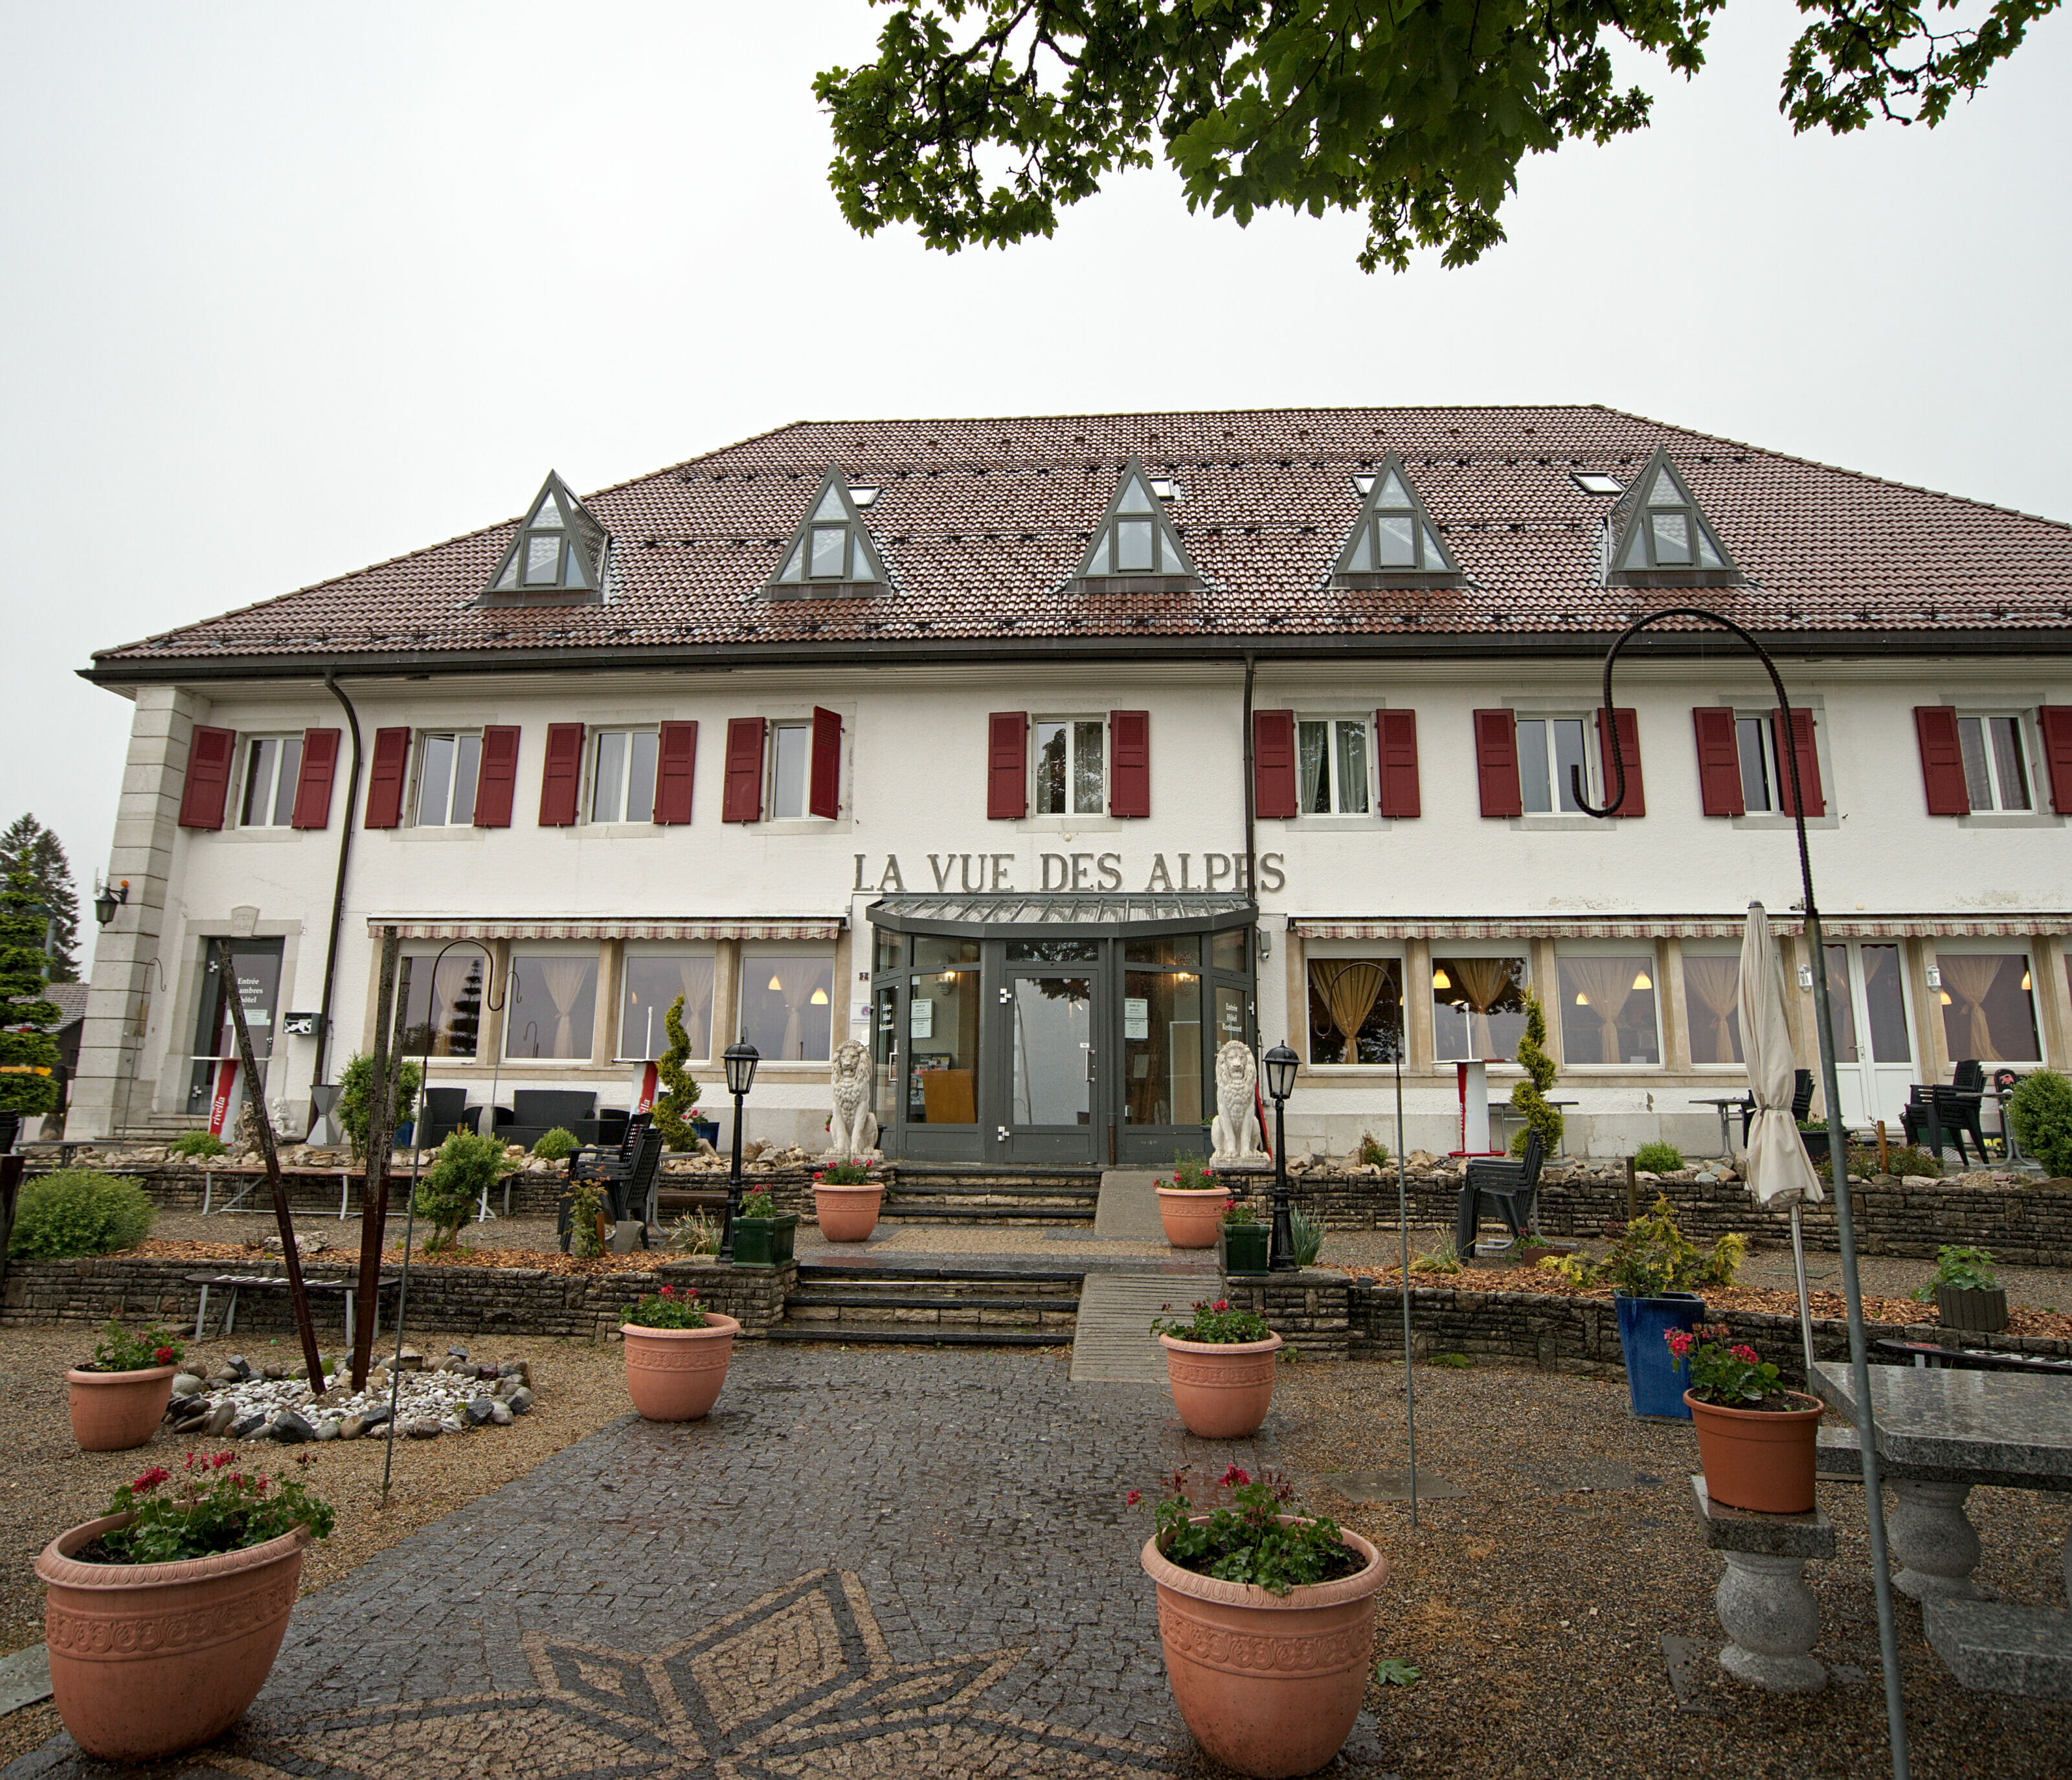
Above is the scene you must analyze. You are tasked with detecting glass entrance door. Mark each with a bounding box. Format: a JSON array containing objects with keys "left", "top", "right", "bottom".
[
  {"left": 186, "top": 939, "right": 284, "bottom": 1118},
  {"left": 995, "top": 941, "right": 1100, "bottom": 1164},
  {"left": 1821, "top": 942, "right": 1917, "bottom": 1129}
]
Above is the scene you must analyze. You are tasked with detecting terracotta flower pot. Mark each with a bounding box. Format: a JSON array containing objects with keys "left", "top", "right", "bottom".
[
  {"left": 1685, "top": 1389, "right": 1825, "bottom": 1515},
  {"left": 814, "top": 1182, "right": 883, "bottom": 1243},
  {"left": 66, "top": 1365, "right": 177, "bottom": 1452},
  {"left": 36, "top": 1511, "right": 308, "bottom": 1763},
  {"left": 621, "top": 1314, "right": 740, "bottom": 1421},
  {"left": 1157, "top": 1188, "right": 1224, "bottom": 1248},
  {"left": 1159, "top": 1332, "right": 1283, "bottom": 1439},
  {"left": 1142, "top": 1516, "right": 1386, "bottom": 1780}
]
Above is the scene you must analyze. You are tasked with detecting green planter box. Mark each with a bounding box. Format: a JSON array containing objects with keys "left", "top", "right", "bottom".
[
  {"left": 1221, "top": 1222, "right": 1270, "bottom": 1276},
  {"left": 731, "top": 1213, "right": 798, "bottom": 1268}
]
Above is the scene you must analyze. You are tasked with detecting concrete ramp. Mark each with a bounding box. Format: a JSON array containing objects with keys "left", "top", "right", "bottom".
[
  {"left": 1092, "top": 1169, "right": 1167, "bottom": 1241},
  {"left": 1070, "top": 1273, "right": 1197, "bottom": 1383}
]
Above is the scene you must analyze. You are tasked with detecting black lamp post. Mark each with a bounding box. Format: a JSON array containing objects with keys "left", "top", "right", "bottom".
[
  {"left": 1262, "top": 1042, "right": 1298, "bottom": 1271},
  {"left": 719, "top": 1035, "right": 760, "bottom": 1261}
]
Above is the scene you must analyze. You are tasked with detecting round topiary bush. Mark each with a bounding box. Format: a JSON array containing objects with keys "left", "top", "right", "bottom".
[
  {"left": 1633, "top": 1140, "right": 1685, "bottom": 1173},
  {"left": 2009, "top": 1070, "right": 2072, "bottom": 1178},
  {"left": 532, "top": 1127, "right": 580, "bottom": 1162},
  {"left": 7, "top": 1167, "right": 155, "bottom": 1257}
]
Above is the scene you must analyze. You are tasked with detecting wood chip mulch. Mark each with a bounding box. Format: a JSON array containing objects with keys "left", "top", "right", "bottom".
[{"left": 1344, "top": 1259, "right": 2072, "bottom": 1340}]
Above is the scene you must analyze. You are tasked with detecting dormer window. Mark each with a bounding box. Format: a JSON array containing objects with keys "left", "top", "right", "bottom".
[
  {"left": 479, "top": 472, "right": 609, "bottom": 605},
  {"left": 1075, "top": 457, "right": 1195, "bottom": 585},
  {"left": 1332, "top": 452, "right": 1463, "bottom": 589},
  {"left": 1605, "top": 448, "right": 1740, "bottom": 587},
  {"left": 767, "top": 470, "right": 888, "bottom": 598}
]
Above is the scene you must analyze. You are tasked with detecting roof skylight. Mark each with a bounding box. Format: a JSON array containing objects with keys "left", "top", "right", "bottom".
[
  {"left": 766, "top": 468, "right": 889, "bottom": 598},
  {"left": 479, "top": 471, "right": 608, "bottom": 605},
  {"left": 1075, "top": 457, "right": 1195, "bottom": 583},
  {"left": 1331, "top": 452, "right": 1463, "bottom": 587},
  {"left": 1605, "top": 448, "right": 1739, "bottom": 586},
  {"left": 1572, "top": 472, "right": 1623, "bottom": 496}
]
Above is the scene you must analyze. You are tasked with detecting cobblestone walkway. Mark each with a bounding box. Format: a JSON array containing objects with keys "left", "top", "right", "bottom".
[{"left": 8, "top": 1347, "right": 1382, "bottom": 1780}]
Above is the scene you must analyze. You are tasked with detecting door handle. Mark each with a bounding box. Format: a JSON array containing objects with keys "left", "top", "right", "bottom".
[
  {"left": 996, "top": 1125, "right": 1009, "bottom": 1142},
  {"left": 1085, "top": 1049, "right": 1097, "bottom": 1083}
]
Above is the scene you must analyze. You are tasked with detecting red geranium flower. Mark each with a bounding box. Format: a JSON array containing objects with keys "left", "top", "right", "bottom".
[
  {"left": 130, "top": 1467, "right": 170, "bottom": 1493},
  {"left": 1125, "top": 1489, "right": 1142, "bottom": 1506},
  {"left": 153, "top": 1346, "right": 176, "bottom": 1366},
  {"left": 1220, "top": 1464, "right": 1251, "bottom": 1488}
]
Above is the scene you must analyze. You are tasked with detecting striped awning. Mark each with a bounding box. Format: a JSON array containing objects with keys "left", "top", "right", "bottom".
[
  {"left": 1291, "top": 914, "right": 2072, "bottom": 941},
  {"left": 367, "top": 916, "right": 844, "bottom": 942}
]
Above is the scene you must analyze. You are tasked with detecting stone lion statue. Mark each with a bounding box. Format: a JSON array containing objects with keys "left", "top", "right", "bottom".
[
  {"left": 828, "top": 1040, "right": 879, "bottom": 1161},
  {"left": 1210, "top": 1041, "right": 1267, "bottom": 1165}
]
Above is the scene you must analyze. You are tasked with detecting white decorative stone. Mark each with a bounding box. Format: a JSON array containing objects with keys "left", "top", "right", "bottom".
[
  {"left": 826, "top": 1039, "right": 879, "bottom": 1162},
  {"left": 1210, "top": 1042, "right": 1266, "bottom": 1166}
]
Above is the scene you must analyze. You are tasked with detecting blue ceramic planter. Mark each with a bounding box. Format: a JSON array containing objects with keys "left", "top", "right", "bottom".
[{"left": 1614, "top": 1291, "right": 1704, "bottom": 1419}]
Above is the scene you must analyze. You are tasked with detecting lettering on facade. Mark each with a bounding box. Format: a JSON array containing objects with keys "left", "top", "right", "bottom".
[{"left": 854, "top": 853, "right": 1285, "bottom": 896}]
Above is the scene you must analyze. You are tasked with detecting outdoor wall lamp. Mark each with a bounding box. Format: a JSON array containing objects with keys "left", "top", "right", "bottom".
[
  {"left": 93, "top": 878, "right": 129, "bottom": 927},
  {"left": 719, "top": 1035, "right": 761, "bottom": 1262},
  {"left": 1262, "top": 1042, "right": 1299, "bottom": 1272}
]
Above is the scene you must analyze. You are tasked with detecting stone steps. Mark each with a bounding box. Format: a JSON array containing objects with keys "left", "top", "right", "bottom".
[
  {"left": 881, "top": 1179, "right": 1099, "bottom": 1226},
  {"left": 777, "top": 1264, "right": 1083, "bottom": 1346}
]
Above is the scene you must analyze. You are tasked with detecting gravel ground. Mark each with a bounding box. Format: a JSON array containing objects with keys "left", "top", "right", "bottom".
[
  {"left": 1272, "top": 1355, "right": 2072, "bottom": 1779},
  {"left": 0, "top": 1325, "right": 638, "bottom": 1772}
]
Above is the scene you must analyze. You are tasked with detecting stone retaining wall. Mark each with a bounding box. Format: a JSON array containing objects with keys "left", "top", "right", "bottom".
[
  {"left": 1270, "top": 1167, "right": 2072, "bottom": 1267},
  {"left": 1216, "top": 1269, "right": 1351, "bottom": 1361},
  {"left": 0, "top": 1256, "right": 796, "bottom": 1342}
]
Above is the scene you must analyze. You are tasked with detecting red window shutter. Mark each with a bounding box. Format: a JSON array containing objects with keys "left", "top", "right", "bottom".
[
  {"left": 809, "top": 707, "right": 842, "bottom": 820},
  {"left": 1109, "top": 710, "right": 1150, "bottom": 817},
  {"left": 987, "top": 713, "right": 1027, "bottom": 820},
  {"left": 288, "top": 727, "right": 340, "bottom": 829},
  {"left": 1253, "top": 710, "right": 1297, "bottom": 819},
  {"left": 654, "top": 721, "right": 698, "bottom": 824},
  {"left": 473, "top": 725, "right": 521, "bottom": 828},
  {"left": 177, "top": 725, "right": 236, "bottom": 829},
  {"left": 1595, "top": 708, "right": 1646, "bottom": 817},
  {"left": 1473, "top": 710, "right": 1522, "bottom": 818},
  {"left": 363, "top": 727, "right": 411, "bottom": 829},
  {"left": 1772, "top": 708, "right": 1825, "bottom": 817},
  {"left": 1913, "top": 707, "right": 1969, "bottom": 816},
  {"left": 538, "top": 723, "right": 584, "bottom": 826},
  {"left": 1375, "top": 710, "right": 1420, "bottom": 819},
  {"left": 723, "top": 717, "right": 766, "bottom": 823},
  {"left": 1692, "top": 708, "right": 1744, "bottom": 817},
  {"left": 2038, "top": 707, "right": 2072, "bottom": 815}
]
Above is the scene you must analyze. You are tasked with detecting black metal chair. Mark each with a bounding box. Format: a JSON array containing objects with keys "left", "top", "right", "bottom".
[
  {"left": 1455, "top": 1129, "right": 1546, "bottom": 1259},
  {"left": 1740, "top": 1069, "right": 1815, "bottom": 1147}
]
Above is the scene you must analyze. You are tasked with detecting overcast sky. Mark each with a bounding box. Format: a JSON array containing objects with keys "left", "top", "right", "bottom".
[{"left": 6, "top": 1, "right": 2068, "bottom": 969}]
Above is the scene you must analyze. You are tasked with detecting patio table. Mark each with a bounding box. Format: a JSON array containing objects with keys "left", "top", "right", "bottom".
[{"left": 1689, "top": 1095, "right": 1745, "bottom": 1157}]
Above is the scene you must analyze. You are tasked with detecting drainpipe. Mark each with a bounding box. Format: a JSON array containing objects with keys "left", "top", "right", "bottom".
[
  {"left": 313, "top": 673, "right": 366, "bottom": 1097},
  {"left": 1241, "top": 652, "right": 1259, "bottom": 1049}
]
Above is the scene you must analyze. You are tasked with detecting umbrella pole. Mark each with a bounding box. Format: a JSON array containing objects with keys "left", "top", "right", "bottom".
[
  {"left": 1790, "top": 1203, "right": 1816, "bottom": 1380},
  {"left": 1393, "top": 1035, "right": 1416, "bottom": 1529}
]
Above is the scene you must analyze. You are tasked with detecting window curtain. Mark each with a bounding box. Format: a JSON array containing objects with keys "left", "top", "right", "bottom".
[
  {"left": 1683, "top": 956, "right": 1742, "bottom": 1065},
  {"left": 1562, "top": 957, "right": 1641, "bottom": 1064},
  {"left": 1448, "top": 957, "right": 1519, "bottom": 1059},
  {"left": 1298, "top": 724, "right": 1326, "bottom": 813},
  {"left": 1309, "top": 960, "right": 1390, "bottom": 1063},
  {"left": 539, "top": 958, "right": 593, "bottom": 1059},
  {"left": 678, "top": 959, "right": 714, "bottom": 1058},
  {"left": 1938, "top": 954, "right": 2007, "bottom": 1061}
]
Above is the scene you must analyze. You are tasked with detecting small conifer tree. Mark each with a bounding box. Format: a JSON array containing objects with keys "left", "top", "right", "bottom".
[
  {"left": 1509, "top": 990, "right": 1563, "bottom": 1156},
  {"left": 0, "top": 861, "right": 62, "bottom": 1121},
  {"left": 650, "top": 993, "right": 702, "bottom": 1150}
]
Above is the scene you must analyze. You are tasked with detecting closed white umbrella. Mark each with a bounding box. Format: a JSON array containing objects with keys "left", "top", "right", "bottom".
[{"left": 1739, "top": 902, "right": 1823, "bottom": 1208}]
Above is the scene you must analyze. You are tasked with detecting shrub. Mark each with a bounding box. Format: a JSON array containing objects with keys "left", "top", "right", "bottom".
[
  {"left": 1880, "top": 1145, "right": 1942, "bottom": 1179},
  {"left": 8, "top": 1167, "right": 154, "bottom": 1257},
  {"left": 1288, "top": 1204, "right": 1325, "bottom": 1267},
  {"left": 336, "top": 1051, "right": 424, "bottom": 1162},
  {"left": 168, "top": 1131, "right": 228, "bottom": 1160},
  {"left": 668, "top": 1208, "right": 721, "bottom": 1255},
  {"left": 1358, "top": 1132, "right": 1390, "bottom": 1168},
  {"left": 649, "top": 993, "right": 702, "bottom": 1150},
  {"left": 2009, "top": 1070, "right": 2072, "bottom": 1178},
  {"left": 1633, "top": 1141, "right": 1685, "bottom": 1173},
  {"left": 567, "top": 1178, "right": 605, "bottom": 1258},
  {"left": 1409, "top": 1241, "right": 1460, "bottom": 1276},
  {"left": 532, "top": 1127, "right": 580, "bottom": 1162},
  {"left": 1538, "top": 1252, "right": 1597, "bottom": 1285},
  {"left": 1508, "top": 992, "right": 1563, "bottom": 1157},
  {"left": 1599, "top": 1195, "right": 1739, "bottom": 1297},
  {"left": 412, "top": 1130, "right": 508, "bottom": 1252}
]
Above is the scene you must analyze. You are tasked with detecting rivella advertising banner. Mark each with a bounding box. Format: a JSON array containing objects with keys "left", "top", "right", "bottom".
[
  {"left": 633, "top": 1062, "right": 659, "bottom": 1116},
  {"left": 207, "top": 1059, "right": 240, "bottom": 1137}
]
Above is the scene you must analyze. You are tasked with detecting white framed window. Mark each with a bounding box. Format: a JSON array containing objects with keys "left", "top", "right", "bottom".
[
  {"left": 1431, "top": 952, "right": 1530, "bottom": 1063},
  {"left": 1035, "top": 718, "right": 1105, "bottom": 815},
  {"left": 1957, "top": 715, "right": 2033, "bottom": 812},
  {"left": 591, "top": 729, "right": 659, "bottom": 824},
  {"left": 618, "top": 951, "right": 714, "bottom": 1061},
  {"left": 1935, "top": 947, "right": 2042, "bottom": 1065},
  {"left": 1557, "top": 949, "right": 1663, "bottom": 1066},
  {"left": 1516, "top": 717, "right": 1590, "bottom": 814},
  {"left": 1735, "top": 715, "right": 1781, "bottom": 812},
  {"left": 504, "top": 950, "right": 600, "bottom": 1061},
  {"left": 1297, "top": 718, "right": 1370, "bottom": 815},
  {"left": 741, "top": 951, "right": 835, "bottom": 1062},
  {"left": 414, "top": 732, "right": 480, "bottom": 827},
  {"left": 767, "top": 721, "right": 815, "bottom": 820},
  {"left": 237, "top": 736, "right": 302, "bottom": 828},
  {"left": 1681, "top": 946, "right": 1744, "bottom": 1066}
]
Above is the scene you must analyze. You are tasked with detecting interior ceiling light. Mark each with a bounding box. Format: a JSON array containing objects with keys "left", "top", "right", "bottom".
[
  {"left": 768, "top": 975, "right": 783, "bottom": 991},
  {"left": 1431, "top": 968, "right": 1451, "bottom": 991},
  {"left": 1632, "top": 971, "right": 1652, "bottom": 991},
  {"left": 810, "top": 988, "right": 829, "bottom": 1005},
  {"left": 1575, "top": 993, "right": 1591, "bottom": 1006}
]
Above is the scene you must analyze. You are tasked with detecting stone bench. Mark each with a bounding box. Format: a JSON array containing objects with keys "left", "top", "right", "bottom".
[
  {"left": 1691, "top": 1476, "right": 1836, "bottom": 1692},
  {"left": 1923, "top": 1597, "right": 2072, "bottom": 1700}
]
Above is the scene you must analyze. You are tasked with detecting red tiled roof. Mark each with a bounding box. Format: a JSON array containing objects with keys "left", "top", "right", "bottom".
[{"left": 91, "top": 406, "right": 2072, "bottom": 668}]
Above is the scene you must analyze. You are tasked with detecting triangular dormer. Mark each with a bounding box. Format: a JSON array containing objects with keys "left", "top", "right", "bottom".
[
  {"left": 479, "top": 472, "right": 609, "bottom": 606},
  {"left": 1605, "top": 448, "right": 1740, "bottom": 587},
  {"left": 1331, "top": 453, "right": 1463, "bottom": 588},
  {"left": 1075, "top": 457, "right": 1196, "bottom": 586},
  {"left": 765, "top": 468, "right": 888, "bottom": 598}
]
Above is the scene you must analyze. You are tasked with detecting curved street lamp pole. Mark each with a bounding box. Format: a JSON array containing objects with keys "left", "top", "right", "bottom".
[{"left": 1574, "top": 605, "right": 1908, "bottom": 1780}]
